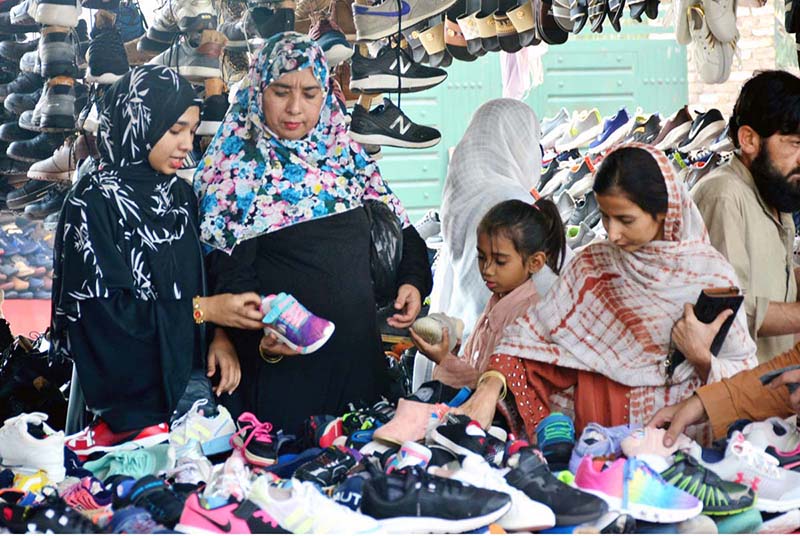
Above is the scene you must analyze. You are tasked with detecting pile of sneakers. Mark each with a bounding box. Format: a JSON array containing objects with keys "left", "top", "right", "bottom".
[
  {"left": 0, "top": 215, "right": 54, "bottom": 299},
  {"left": 536, "top": 103, "right": 731, "bottom": 250}
]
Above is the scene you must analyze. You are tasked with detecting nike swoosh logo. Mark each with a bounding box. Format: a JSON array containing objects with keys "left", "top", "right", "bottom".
[
  {"left": 195, "top": 509, "right": 233, "bottom": 532},
  {"left": 354, "top": 0, "right": 411, "bottom": 16}
]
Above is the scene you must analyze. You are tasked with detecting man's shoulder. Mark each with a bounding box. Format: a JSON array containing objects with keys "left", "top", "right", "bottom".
[{"left": 692, "top": 160, "right": 755, "bottom": 204}]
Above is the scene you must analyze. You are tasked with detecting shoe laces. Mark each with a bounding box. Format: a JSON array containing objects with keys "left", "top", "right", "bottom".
[
  {"left": 234, "top": 412, "right": 274, "bottom": 450},
  {"left": 730, "top": 438, "right": 781, "bottom": 478},
  {"left": 263, "top": 294, "right": 310, "bottom": 331}
]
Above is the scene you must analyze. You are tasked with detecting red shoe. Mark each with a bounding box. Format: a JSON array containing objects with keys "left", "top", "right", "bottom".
[{"left": 66, "top": 419, "right": 169, "bottom": 460}]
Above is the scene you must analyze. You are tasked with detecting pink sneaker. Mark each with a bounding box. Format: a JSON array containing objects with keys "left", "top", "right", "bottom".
[
  {"left": 574, "top": 456, "right": 703, "bottom": 523},
  {"left": 175, "top": 492, "right": 286, "bottom": 534},
  {"left": 260, "top": 293, "right": 335, "bottom": 354},
  {"left": 372, "top": 399, "right": 449, "bottom": 445}
]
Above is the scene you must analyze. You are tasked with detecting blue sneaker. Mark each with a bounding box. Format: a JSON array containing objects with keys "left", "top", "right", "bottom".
[
  {"left": 568, "top": 422, "right": 636, "bottom": 474},
  {"left": 588, "top": 107, "right": 629, "bottom": 153},
  {"left": 333, "top": 474, "right": 367, "bottom": 511},
  {"left": 311, "top": 19, "right": 353, "bottom": 68},
  {"left": 535, "top": 413, "right": 575, "bottom": 472}
]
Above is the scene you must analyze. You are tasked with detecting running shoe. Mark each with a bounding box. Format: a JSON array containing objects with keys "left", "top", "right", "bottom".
[{"left": 260, "top": 292, "right": 335, "bottom": 354}]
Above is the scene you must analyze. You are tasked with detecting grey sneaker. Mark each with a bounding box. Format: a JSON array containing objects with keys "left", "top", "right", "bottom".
[
  {"left": 554, "top": 108, "right": 602, "bottom": 152},
  {"left": 32, "top": 0, "right": 81, "bottom": 27},
  {"left": 4, "top": 87, "right": 42, "bottom": 116},
  {"left": 148, "top": 37, "right": 222, "bottom": 83},
  {"left": 39, "top": 76, "right": 80, "bottom": 132},
  {"left": 566, "top": 221, "right": 596, "bottom": 250},
  {"left": 38, "top": 26, "right": 80, "bottom": 78},
  {"left": 0, "top": 38, "right": 38, "bottom": 63},
  {"left": 18, "top": 109, "right": 41, "bottom": 132},
  {"left": 541, "top": 107, "right": 569, "bottom": 139},
  {"left": 353, "top": 0, "right": 458, "bottom": 41},
  {"left": 156, "top": 0, "right": 217, "bottom": 33},
  {"left": 18, "top": 50, "right": 39, "bottom": 74}
]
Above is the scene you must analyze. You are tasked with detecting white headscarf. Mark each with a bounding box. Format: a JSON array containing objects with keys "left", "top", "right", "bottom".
[{"left": 413, "top": 98, "right": 545, "bottom": 390}]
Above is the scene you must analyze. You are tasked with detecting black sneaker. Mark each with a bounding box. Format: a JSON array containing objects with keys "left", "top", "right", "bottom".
[
  {"left": 678, "top": 108, "right": 726, "bottom": 152},
  {"left": 0, "top": 155, "right": 30, "bottom": 175},
  {"left": 197, "top": 93, "right": 228, "bottom": 136},
  {"left": 7, "top": 132, "right": 66, "bottom": 163},
  {"left": 12, "top": 494, "right": 104, "bottom": 533},
  {"left": 121, "top": 475, "right": 186, "bottom": 529},
  {"left": 0, "top": 38, "right": 37, "bottom": 62},
  {"left": 294, "top": 446, "right": 361, "bottom": 488},
  {"left": 350, "top": 45, "right": 447, "bottom": 94},
  {"left": 361, "top": 467, "right": 512, "bottom": 533},
  {"left": 0, "top": 71, "right": 43, "bottom": 103},
  {"left": 24, "top": 183, "right": 67, "bottom": 219},
  {"left": 431, "top": 415, "right": 490, "bottom": 457},
  {"left": 623, "top": 113, "right": 661, "bottom": 144},
  {"left": 661, "top": 452, "right": 755, "bottom": 516},
  {"left": 504, "top": 448, "right": 607, "bottom": 526},
  {"left": 6, "top": 178, "right": 53, "bottom": 209},
  {"left": 349, "top": 98, "right": 441, "bottom": 149},
  {"left": 3, "top": 86, "right": 41, "bottom": 116},
  {"left": 86, "top": 25, "right": 130, "bottom": 84}
]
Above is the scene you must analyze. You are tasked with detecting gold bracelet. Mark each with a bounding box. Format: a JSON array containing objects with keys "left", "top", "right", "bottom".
[
  {"left": 192, "top": 296, "right": 204, "bottom": 324},
  {"left": 478, "top": 370, "right": 508, "bottom": 399},
  {"left": 259, "top": 345, "right": 283, "bottom": 364}
]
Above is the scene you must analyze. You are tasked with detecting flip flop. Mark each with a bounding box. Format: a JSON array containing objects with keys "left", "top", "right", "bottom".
[
  {"left": 457, "top": 0, "right": 486, "bottom": 56},
  {"left": 607, "top": 0, "right": 625, "bottom": 29},
  {"left": 508, "top": 0, "right": 540, "bottom": 46},
  {"left": 536, "top": 0, "right": 570, "bottom": 42},
  {"left": 588, "top": 0, "right": 606, "bottom": 31}
]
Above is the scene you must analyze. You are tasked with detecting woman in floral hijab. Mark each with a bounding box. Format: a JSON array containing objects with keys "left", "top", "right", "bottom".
[{"left": 195, "top": 33, "right": 431, "bottom": 432}]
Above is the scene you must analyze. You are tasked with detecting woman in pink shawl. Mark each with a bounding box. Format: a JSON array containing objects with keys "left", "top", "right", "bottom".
[{"left": 457, "top": 144, "right": 758, "bottom": 443}]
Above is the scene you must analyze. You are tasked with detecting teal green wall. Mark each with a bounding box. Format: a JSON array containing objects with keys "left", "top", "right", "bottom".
[{"left": 377, "top": 20, "right": 688, "bottom": 221}]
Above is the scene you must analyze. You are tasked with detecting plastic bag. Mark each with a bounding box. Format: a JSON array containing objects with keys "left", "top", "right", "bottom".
[{"left": 364, "top": 200, "right": 403, "bottom": 307}]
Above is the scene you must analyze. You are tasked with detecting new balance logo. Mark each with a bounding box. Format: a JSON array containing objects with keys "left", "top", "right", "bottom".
[
  {"left": 390, "top": 115, "right": 411, "bottom": 135},
  {"left": 389, "top": 56, "right": 411, "bottom": 75}
]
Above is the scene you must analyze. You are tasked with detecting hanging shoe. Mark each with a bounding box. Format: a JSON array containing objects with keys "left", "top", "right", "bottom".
[
  {"left": 350, "top": 98, "right": 441, "bottom": 149},
  {"left": 86, "top": 25, "right": 130, "bottom": 84}
]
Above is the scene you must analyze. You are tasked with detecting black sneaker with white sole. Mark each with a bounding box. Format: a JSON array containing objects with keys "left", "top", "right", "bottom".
[
  {"left": 361, "top": 467, "right": 512, "bottom": 533},
  {"left": 350, "top": 45, "right": 447, "bottom": 94},
  {"left": 294, "top": 446, "right": 360, "bottom": 488},
  {"left": 349, "top": 98, "right": 441, "bottom": 149},
  {"left": 505, "top": 448, "right": 608, "bottom": 526},
  {"left": 430, "top": 415, "right": 489, "bottom": 457},
  {"left": 6, "top": 179, "right": 54, "bottom": 209},
  {"left": 197, "top": 93, "right": 228, "bottom": 136},
  {"left": 86, "top": 26, "right": 130, "bottom": 84},
  {"left": 678, "top": 108, "right": 726, "bottom": 152}
]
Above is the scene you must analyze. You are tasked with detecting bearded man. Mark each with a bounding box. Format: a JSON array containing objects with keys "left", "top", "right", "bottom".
[{"left": 692, "top": 70, "right": 800, "bottom": 363}]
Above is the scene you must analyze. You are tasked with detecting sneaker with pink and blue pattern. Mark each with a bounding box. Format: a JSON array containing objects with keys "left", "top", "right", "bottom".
[{"left": 260, "top": 293, "right": 335, "bottom": 355}]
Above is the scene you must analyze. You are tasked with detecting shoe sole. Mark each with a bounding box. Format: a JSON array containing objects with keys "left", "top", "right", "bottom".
[
  {"left": 582, "top": 488, "right": 703, "bottom": 523},
  {"left": 349, "top": 131, "right": 441, "bottom": 149},
  {"left": 230, "top": 434, "right": 276, "bottom": 466},
  {"left": 170, "top": 65, "right": 222, "bottom": 84},
  {"left": 324, "top": 44, "right": 354, "bottom": 67},
  {"left": 0, "top": 460, "right": 65, "bottom": 483},
  {"left": 262, "top": 321, "right": 335, "bottom": 355},
  {"left": 39, "top": 115, "right": 76, "bottom": 132},
  {"left": 755, "top": 496, "right": 800, "bottom": 513},
  {"left": 541, "top": 122, "right": 570, "bottom": 149},
  {"left": 6, "top": 189, "right": 51, "bottom": 209},
  {"left": 27, "top": 167, "right": 72, "bottom": 182},
  {"left": 376, "top": 502, "right": 512, "bottom": 534},
  {"left": 85, "top": 70, "right": 126, "bottom": 85},
  {"left": 355, "top": 0, "right": 459, "bottom": 42},
  {"left": 41, "top": 60, "right": 78, "bottom": 79},
  {"left": 678, "top": 120, "right": 726, "bottom": 152},
  {"left": 654, "top": 122, "right": 692, "bottom": 150},
  {"left": 350, "top": 73, "right": 447, "bottom": 94},
  {"left": 66, "top": 431, "right": 170, "bottom": 458},
  {"left": 555, "top": 123, "right": 603, "bottom": 152},
  {"left": 196, "top": 119, "right": 221, "bottom": 137},
  {"left": 34, "top": 3, "right": 81, "bottom": 27}
]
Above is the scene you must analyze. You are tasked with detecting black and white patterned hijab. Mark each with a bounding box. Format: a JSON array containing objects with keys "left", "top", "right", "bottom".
[{"left": 50, "top": 66, "right": 202, "bottom": 363}]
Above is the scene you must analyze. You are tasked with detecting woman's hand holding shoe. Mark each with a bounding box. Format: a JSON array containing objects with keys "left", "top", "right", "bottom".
[
  {"left": 259, "top": 332, "right": 301, "bottom": 358},
  {"left": 197, "top": 293, "right": 265, "bottom": 330},
  {"left": 386, "top": 284, "right": 422, "bottom": 329},
  {"left": 671, "top": 303, "right": 733, "bottom": 382},
  {"left": 409, "top": 326, "right": 452, "bottom": 365},
  {"left": 207, "top": 329, "right": 242, "bottom": 396}
]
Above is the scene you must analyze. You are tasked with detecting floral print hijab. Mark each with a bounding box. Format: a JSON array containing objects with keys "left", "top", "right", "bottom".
[{"left": 194, "top": 32, "right": 409, "bottom": 254}]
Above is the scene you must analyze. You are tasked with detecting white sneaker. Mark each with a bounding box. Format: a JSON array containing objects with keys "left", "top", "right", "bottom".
[
  {"left": 414, "top": 209, "right": 441, "bottom": 241},
  {"left": 170, "top": 399, "right": 236, "bottom": 457},
  {"left": 687, "top": 431, "right": 800, "bottom": 513},
  {"left": 744, "top": 416, "right": 800, "bottom": 453},
  {"left": 689, "top": 6, "right": 733, "bottom": 84},
  {"left": 433, "top": 454, "right": 556, "bottom": 532},
  {"left": 0, "top": 412, "right": 65, "bottom": 482},
  {"left": 249, "top": 476, "right": 382, "bottom": 534},
  {"left": 702, "top": 0, "right": 738, "bottom": 42},
  {"left": 675, "top": 0, "right": 701, "bottom": 44},
  {"left": 555, "top": 191, "right": 576, "bottom": 223},
  {"left": 165, "top": 441, "right": 213, "bottom": 485},
  {"left": 555, "top": 109, "right": 603, "bottom": 152}
]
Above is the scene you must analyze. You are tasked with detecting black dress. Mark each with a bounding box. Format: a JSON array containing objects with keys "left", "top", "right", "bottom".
[{"left": 208, "top": 207, "right": 430, "bottom": 434}]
